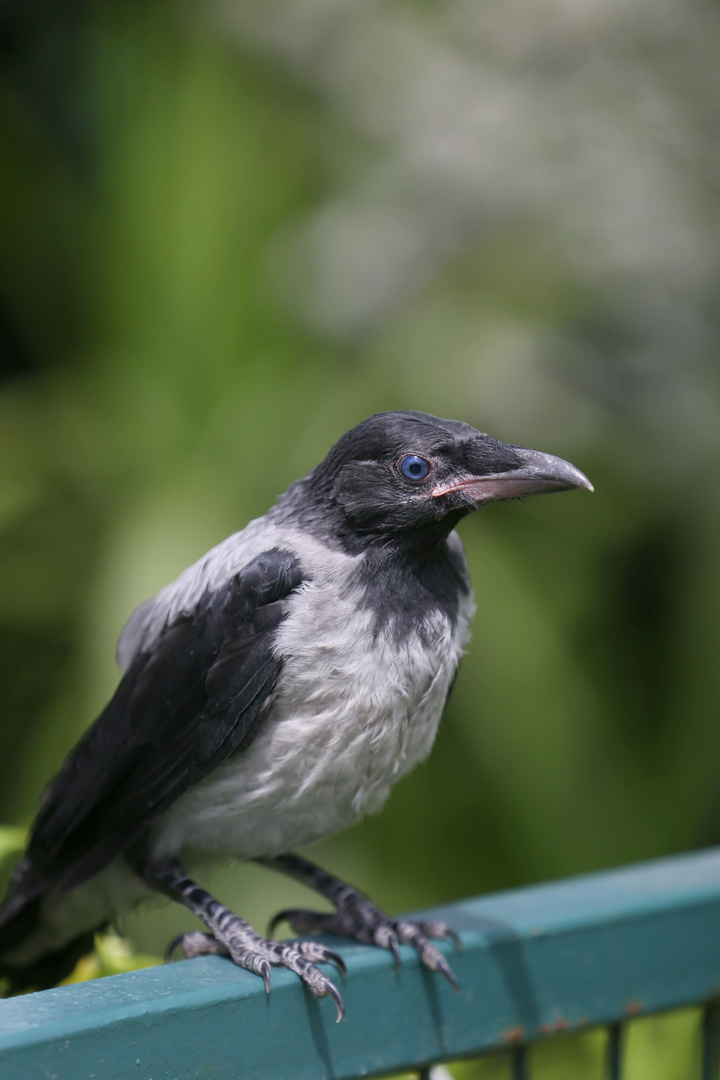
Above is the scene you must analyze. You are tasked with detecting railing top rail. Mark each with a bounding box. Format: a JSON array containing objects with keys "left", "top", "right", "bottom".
[{"left": 2, "top": 847, "right": 720, "bottom": 1080}]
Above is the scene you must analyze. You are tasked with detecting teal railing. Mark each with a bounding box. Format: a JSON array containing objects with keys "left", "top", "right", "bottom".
[{"left": 1, "top": 848, "right": 720, "bottom": 1079}]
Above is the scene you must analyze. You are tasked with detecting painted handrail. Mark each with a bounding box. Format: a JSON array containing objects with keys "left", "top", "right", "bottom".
[{"left": 1, "top": 848, "right": 720, "bottom": 1079}]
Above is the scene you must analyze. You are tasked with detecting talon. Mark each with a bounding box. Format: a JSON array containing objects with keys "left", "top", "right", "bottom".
[
  {"left": 165, "top": 934, "right": 185, "bottom": 962},
  {"left": 260, "top": 861, "right": 462, "bottom": 1003},
  {"left": 388, "top": 933, "right": 402, "bottom": 970},
  {"left": 437, "top": 957, "right": 460, "bottom": 993},
  {"left": 322, "top": 947, "right": 347, "bottom": 979},
  {"left": 294, "top": 939, "right": 347, "bottom": 977},
  {"left": 325, "top": 980, "right": 345, "bottom": 1022},
  {"left": 268, "top": 907, "right": 329, "bottom": 936},
  {"left": 268, "top": 909, "right": 293, "bottom": 936},
  {"left": 445, "top": 928, "right": 462, "bottom": 951},
  {"left": 259, "top": 959, "right": 271, "bottom": 994},
  {"left": 423, "top": 922, "right": 462, "bottom": 951}
]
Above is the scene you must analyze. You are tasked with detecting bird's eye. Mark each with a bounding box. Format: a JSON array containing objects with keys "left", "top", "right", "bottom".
[{"left": 399, "top": 455, "right": 431, "bottom": 482}]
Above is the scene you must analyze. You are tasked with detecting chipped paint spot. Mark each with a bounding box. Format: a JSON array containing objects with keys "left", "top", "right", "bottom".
[
  {"left": 540, "top": 1015, "right": 591, "bottom": 1035},
  {"left": 625, "top": 1000, "right": 643, "bottom": 1016},
  {"left": 502, "top": 1026, "right": 525, "bottom": 1043},
  {"left": 540, "top": 1018, "right": 569, "bottom": 1035}
]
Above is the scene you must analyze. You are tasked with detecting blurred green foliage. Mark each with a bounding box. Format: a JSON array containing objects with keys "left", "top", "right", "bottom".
[{"left": 1, "top": 1, "right": 720, "bottom": 1074}]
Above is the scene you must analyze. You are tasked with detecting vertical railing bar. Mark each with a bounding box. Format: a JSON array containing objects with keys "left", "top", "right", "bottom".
[
  {"left": 511, "top": 1044, "right": 528, "bottom": 1080},
  {"left": 702, "top": 1001, "right": 720, "bottom": 1080},
  {"left": 606, "top": 1022, "right": 623, "bottom": 1080}
]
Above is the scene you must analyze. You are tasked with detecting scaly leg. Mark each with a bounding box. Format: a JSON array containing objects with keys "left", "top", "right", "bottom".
[
  {"left": 260, "top": 852, "right": 460, "bottom": 991},
  {"left": 141, "top": 858, "right": 346, "bottom": 1020}
]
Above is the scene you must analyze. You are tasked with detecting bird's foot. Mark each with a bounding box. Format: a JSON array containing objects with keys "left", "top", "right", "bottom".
[
  {"left": 144, "top": 861, "right": 346, "bottom": 1019},
  {"left": 269, "top": 890, "right": 461, "bottom": 991},
  {"left": 167, "top": 923, "right": 346, "bottom": 1021}
]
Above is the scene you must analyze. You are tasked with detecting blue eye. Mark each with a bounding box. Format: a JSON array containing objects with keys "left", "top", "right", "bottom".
[{"left": 400, "top": 454, "right": 431, "bottom": 481}]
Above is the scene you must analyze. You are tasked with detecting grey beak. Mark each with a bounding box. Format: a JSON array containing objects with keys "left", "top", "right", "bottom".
[{"left": 432, "top": 447, "right": 593, "bottom": 503}]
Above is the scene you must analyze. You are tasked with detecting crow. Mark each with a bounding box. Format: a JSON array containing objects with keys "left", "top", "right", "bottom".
[{"left": 0, "top": 410, "right": 591, "bottom": 1018}]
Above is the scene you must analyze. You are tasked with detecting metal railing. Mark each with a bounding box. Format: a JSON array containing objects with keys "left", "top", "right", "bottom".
[{"left": 1, "top": 848, "right": 720, "bottom": 1079}]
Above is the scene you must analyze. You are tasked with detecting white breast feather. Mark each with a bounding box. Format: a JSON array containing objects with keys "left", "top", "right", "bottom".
[{"left": 150, "top": 530, "right": 475, "bottom": 861}]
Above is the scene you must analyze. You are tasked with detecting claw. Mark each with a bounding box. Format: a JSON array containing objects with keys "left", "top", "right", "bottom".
[
  {"left": 321, "top": 947, "right": 347, "bottom": 979},
  {"left": 259, "top": 959, "right": 272, "bottom": 994},
  {"left": 295, "top": 939, "right": 348, "bottom": 978},
  {"left": 268, "top": 907, "right": 326, "bottom": 936},
  {"left": 436, "top": 956, "right": 460, "bottom": 993},
  {"left": 266, "top": 889, "right": 461, "bottom": 1003},
  {"left": 444, "top": 928, "right": 462, "bottom": 951},
  {"left": 324, "top": 979, "right": 345, "bottom": 1022},
  {"left": 165, "top": 934, "right": 185, "bottom": 962},
  {"left": 423, "top": 922, "right": 462, "bottom": 951},
  {"left": 268, "top": 909, "right": 293, "bottom": 937}
]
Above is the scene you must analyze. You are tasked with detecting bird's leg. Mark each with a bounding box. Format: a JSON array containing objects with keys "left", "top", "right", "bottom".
[
  {"left": 260, "top": 852, "right": 461, "bottom": 991},
  {"left": 138, "top": 857, "right": 346, "bottom": 1020}
]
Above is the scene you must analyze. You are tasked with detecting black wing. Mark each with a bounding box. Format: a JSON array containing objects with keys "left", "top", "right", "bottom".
[{"left": 25, "top": 548, "right": 304, "bottom": 894}]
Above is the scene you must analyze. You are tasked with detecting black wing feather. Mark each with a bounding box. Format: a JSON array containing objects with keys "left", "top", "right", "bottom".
[{"left": 24, "top": 548, "right": 304, "bottom": 894}]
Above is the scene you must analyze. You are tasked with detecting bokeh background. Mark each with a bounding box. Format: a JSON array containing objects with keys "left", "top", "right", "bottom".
[{"left": 2, "top": 0, "right": 720, "bottom": 1075}]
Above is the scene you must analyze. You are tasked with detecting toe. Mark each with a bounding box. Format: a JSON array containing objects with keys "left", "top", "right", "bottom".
[
  {"left": 268, "top": 908, "right": 332, "bottom": 936},
  {"left": 421, "top": 920, "right": 462, "bottom": 950},
  {"left": 166, "top": 931, "right": 229, "bottom": 962},
  {"left": 295, "top": 940, "right": 347, "bottom": 978},
  {"left": 371, "top": 922, "right": 402, "bottom": 968},
  {"left": 303, "top": 964, "right": 346, "bottom": 1020},
  {"left": 272, "top": 945, "right": 345, "bottom": 1011},
  {"left": 417, "top": 939, "right": 460, "bottom": 992},
  {"left": 394, "top": 920, "right": 461, "bottom": 991}
]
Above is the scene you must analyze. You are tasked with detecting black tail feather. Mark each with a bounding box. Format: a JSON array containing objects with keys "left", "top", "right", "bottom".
[
  {"left": 0, "top": 930, "right": 99, "bottom": 995},
  {"left": 0, "top": 894, "right": 43, "bottom": 958},
  {"left": 0, "top": 858, "right": 101, "bottom": 995}
]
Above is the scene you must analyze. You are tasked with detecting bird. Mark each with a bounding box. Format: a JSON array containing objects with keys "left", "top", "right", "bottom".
[{"left": 0, "top": 410, "right": 591, "bottom": 1018}]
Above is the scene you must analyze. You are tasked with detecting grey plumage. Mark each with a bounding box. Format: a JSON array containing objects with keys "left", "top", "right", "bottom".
[{"left": 0, "top": 410, "right": 591, "bottom": 1013}]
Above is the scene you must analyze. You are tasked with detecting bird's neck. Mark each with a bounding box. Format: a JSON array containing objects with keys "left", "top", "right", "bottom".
[{"left": 354, "top": 522, "right": 471, "bottom": 641}]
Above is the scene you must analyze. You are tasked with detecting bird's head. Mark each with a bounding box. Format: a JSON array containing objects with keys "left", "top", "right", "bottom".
[{"left": 296, "top": 411, "right": 592, "bottom": 550}]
